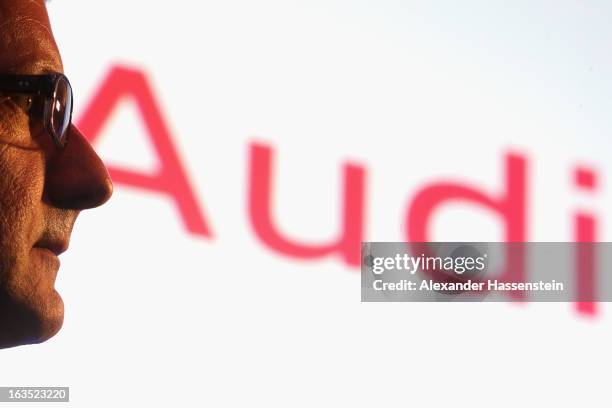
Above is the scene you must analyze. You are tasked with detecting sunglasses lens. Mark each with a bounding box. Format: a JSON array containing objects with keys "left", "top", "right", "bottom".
[{"left": 50, "top": 76, "right": 72, "bottom": 145}]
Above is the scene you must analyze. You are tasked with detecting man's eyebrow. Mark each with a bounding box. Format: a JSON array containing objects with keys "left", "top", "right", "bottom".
[
  {"left": 16, "top": 57, "right": 63, "bottom": 76},
  {"left": 40, "top": 67, "right": 62, "bottom": 75}
]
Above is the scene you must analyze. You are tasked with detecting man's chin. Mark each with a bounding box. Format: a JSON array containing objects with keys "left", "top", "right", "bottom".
[{"left": 0, "top": 289, "right": 64, "bottom": 349}]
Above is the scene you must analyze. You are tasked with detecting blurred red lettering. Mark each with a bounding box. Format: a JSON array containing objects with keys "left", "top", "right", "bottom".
[
  {"left": 78, "top": 65, "right": 601, "bottom": 317},
  {"left": 76, "top": 66, "right": 213, "bottom": 237}
]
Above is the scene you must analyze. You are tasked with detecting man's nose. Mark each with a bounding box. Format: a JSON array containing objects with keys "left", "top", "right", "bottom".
[{"left": 44, "top": 125, "right": 113, "bottom": 210}]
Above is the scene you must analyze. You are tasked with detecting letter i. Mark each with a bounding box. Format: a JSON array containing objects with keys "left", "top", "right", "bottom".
[{"left": 573, "top": 167, "right": 598, "bottom": 316}]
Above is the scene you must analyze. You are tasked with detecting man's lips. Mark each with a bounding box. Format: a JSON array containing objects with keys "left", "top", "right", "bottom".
[{"left": 33, "top": 237, "right": 69, "bottom": 256}]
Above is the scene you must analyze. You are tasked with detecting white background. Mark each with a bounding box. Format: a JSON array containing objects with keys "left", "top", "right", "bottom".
[{"left": 2, "top": 1, "right": 612, "bottom": 406}]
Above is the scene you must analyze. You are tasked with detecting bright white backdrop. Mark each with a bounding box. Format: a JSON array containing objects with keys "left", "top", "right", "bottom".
[{"left": 1, "top": 1, "right": 612, "bottom": 406}]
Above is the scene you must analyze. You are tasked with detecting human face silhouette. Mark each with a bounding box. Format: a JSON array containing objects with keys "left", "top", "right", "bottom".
[{"left": 0, "top": 0, "right": 112, "bottom": 349}]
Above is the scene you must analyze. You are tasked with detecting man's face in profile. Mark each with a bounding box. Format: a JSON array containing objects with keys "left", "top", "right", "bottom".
[{"left": 0, "top": 0, "right": 112, "bottom": 349}]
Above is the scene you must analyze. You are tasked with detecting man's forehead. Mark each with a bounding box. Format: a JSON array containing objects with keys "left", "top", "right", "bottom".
[{"left": 0, "top": 0, "right": 62, "bottom": 75}]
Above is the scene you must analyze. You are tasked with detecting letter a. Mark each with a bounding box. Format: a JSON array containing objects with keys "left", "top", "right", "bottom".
[{"left": 76, "top": 66, "right": 212, "bottom": 237}]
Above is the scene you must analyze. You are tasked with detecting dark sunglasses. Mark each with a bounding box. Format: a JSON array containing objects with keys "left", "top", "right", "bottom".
[{"left": 0, "top": 73, "right": 73, "bottom": 148}]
